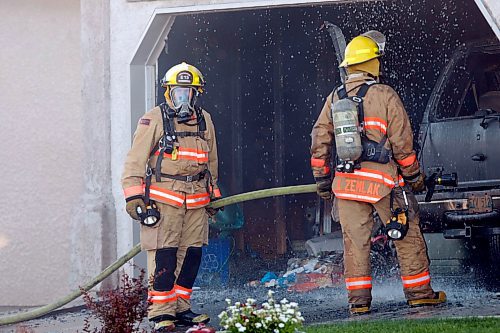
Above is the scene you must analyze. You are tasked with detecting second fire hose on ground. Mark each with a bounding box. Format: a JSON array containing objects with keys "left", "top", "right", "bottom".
[{"left": 0, "top": 184, "right": 316, "bottom": 326}]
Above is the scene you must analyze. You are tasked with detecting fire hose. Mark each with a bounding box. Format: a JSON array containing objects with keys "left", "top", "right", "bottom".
[{"left": 0, "top": 184, "right": 316, "bottom": 326}]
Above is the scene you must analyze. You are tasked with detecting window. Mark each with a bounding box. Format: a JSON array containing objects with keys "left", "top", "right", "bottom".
[{"left": 436, "top": 50, "right": 500, "bottom": 120}]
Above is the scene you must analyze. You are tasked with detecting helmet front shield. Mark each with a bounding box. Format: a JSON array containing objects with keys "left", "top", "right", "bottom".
[{"left": 361, "top": 30, "right": 386, "bottom": 56}]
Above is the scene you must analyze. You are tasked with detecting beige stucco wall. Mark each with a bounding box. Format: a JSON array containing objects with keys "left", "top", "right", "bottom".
[
  {"left": 475, "top": 0, "right": 500, "bottom": 39},
  {"left": 0, "top": 0, "right": 83, "bottom": 306}
]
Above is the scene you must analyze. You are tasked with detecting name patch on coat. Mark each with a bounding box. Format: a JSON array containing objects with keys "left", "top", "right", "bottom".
[
  {"left": 139, "top": 118, "right": 151, "bottom": 126},
  {"left": 343, "top": 179, "right": 381, "bottom": 196}
]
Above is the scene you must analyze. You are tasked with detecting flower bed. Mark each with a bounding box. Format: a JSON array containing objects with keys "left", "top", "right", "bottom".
[{"left": 218, "top": 291, "right": 305, "bottom": 333}]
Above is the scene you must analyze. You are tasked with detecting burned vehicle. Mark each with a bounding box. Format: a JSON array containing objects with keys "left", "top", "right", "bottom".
[{"left": 417, "top": 39, "right": 500, "bottom": 279}]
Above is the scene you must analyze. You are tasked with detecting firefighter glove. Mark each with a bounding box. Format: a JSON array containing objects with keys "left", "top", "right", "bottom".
[
  {"left": 126, "top": 197, "right": 146, "bottom": 221},
  {"left": 315, "top": 176, "right": 333, "bottom": 200},
  {"left": 206, "top": 198, "right": 224, "bottom": 218},
  {"left": 405, "top": 172, "right": 426, "bottom": 193}
]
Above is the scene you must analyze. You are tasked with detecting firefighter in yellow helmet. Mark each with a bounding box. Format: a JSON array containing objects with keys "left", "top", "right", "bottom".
[
  {"left": 122, "top": 62, "right": 222, "bottom": 331},
  {"left": 310, "top": 33, "right": 446, "bottom": 315}
]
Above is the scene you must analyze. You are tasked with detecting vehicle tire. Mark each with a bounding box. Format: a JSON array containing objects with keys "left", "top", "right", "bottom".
[
  {"left": 467, "top": 238, "right": 490, "bottom": 289},
  {"left": 474, "top": 235, "right": 500, "bottom": 291},
  {"left": 487, "top": 235, "right": 500, "bottom": 287}
]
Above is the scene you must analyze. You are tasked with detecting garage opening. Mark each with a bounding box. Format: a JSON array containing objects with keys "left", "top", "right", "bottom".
[{"left": 151, "top": 0, "right": 495, "bottom": 269}]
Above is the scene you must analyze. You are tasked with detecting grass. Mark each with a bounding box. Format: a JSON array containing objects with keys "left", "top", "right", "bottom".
[{"left": 305, "top": 317, "right": 500, "bottom": 333}]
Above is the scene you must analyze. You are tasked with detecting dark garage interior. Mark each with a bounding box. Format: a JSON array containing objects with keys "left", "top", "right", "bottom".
[{"left": 156, "top": 0, "right": 496, "bottom": 260}]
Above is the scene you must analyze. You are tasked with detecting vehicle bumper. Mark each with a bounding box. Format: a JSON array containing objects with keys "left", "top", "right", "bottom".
[{"left": 416, "top": 189, "right": 500, "bottom": 238}]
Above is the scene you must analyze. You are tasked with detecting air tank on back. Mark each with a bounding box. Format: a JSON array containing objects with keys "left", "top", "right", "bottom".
[{"left": 331, "top": 98, "right": 363, "bottom": 162}]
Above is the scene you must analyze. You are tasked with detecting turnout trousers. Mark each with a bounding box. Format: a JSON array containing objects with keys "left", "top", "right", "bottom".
[
  {"left": 337, "top": 186, "right": 435, "bottom": 306},
  {"left": 143, "top": 201, "right": 209, "bottom": 321}
]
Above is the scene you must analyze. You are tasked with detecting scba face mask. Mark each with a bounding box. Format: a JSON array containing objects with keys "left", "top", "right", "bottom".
[{"left": 170, "top": 86, "right": 196, "bottom": 123}]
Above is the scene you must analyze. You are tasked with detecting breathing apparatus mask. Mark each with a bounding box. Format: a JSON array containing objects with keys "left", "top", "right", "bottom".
[
  {"left": 168, "top": 86, "right": 197, "bottom": 123},
  {"left": 385, "top": 188, "right": 409, "bottom": 240}
]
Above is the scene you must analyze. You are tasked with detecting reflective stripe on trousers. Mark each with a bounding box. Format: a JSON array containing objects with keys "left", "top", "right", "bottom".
[
  {"left": 175, "top": 285, "right": 192, "bottom": 300},
  {"left": 345, "top": 276, "right": 372, "bottom": 290},
  {"left": 148, "top": 290, "right": 177, "bottom": 304},
  {"left": 402, "top": 271, "right": 431, "bottom": 288}
]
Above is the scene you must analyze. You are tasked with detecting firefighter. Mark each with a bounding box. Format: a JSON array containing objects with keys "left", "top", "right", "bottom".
[
  {"left": 122, "top": 62, "right": 222, "bottom": 331},
  {"left": 310, "top": 33, "right": 446, "bottom": 315}
]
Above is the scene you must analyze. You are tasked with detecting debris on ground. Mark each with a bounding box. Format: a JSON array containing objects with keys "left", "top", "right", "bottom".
[
  {"left": 245, "top": 251, "right": 345, "bottom": 292},
  {"left": 243, "top": 226, "right": 401, "bottom": 293}
]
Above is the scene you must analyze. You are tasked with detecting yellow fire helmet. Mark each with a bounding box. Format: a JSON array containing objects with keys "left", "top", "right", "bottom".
[
  {"left": 161, "top": 62, "right": 205, "bottom": 93},
  {"left": 339, "top": 35, "right": 382, "bottom": 68}
]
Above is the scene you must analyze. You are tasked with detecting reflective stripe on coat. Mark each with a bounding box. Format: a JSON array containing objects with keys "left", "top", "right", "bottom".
[
  {"left": 121, "top": 106, "right": 220, "bottom": 209},
  {"left": 311, "top": 73, "right": 419, "bottom": 203}
]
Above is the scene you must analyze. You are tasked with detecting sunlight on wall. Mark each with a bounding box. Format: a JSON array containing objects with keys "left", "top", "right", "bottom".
[{"left": 0, "top": 233, "right": 10, "bottom": 249}]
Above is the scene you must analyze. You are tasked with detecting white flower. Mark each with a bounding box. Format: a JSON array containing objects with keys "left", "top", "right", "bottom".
[
  {"left": 218, "top": 293, "right": 303, "bottom": 332},
  {"left": 280, "top": 315, "right": 289, "bottom": 323}
]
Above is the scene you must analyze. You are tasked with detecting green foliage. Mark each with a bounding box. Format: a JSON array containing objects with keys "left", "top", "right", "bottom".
[{"left": 306, "top": 317, "right": 500, "bottom": 333}]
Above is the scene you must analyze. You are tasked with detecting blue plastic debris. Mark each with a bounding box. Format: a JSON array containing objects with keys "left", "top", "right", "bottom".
[
  {"left": 194, "top": 238, "right": 231, "bottom": 287},
  {"left": 260, "top": 272, "right": 278, "bottom": 284}
]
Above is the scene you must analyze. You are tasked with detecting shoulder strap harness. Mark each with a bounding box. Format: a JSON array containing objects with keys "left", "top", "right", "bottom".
[
  {"left": 335, "top": 80, "right": 377, "bottom": 137},
  {"left": 334, "top": 81, "right": 392, "bottom": 165},
  {"left": 143, "top": 104, "right": 209, "bottom": 204}
]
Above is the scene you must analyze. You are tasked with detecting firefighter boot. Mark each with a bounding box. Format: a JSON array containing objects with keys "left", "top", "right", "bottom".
[
  {"left": 349, "top": 303, "right": 371, "bottom": 315},
  {"left": 152, "top": 315, "right": 177, "bottom": 332},
  {"left": 176, "top": 309, "right": 210, "bottom": 326},
  {"left": 408, "top": 291, "right": 447, "bottom": 307}
]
